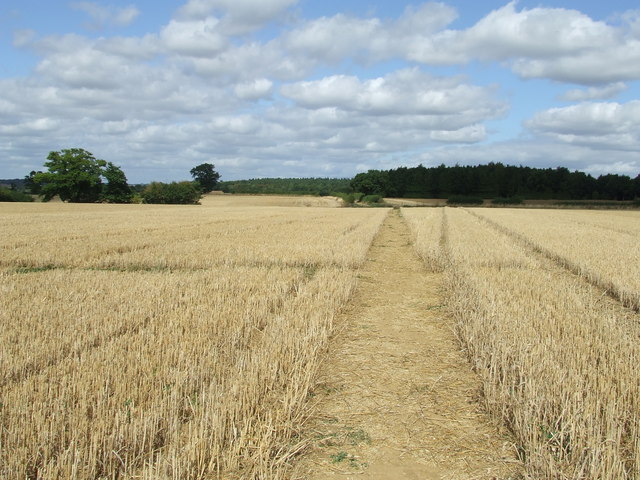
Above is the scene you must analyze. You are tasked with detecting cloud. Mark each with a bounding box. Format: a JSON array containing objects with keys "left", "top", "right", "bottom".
[
  {"left": 280, "top": 68, "right": 506, "bottom": 119},
  {"left": 234, "top": 78, "right": 273, "bottom": 100},
  {"left": 526, "top": 101, "right": 640, "bottom": 151},
  {"left": 160, "top": 17, "right": 228, "bottom": 57},
  {"left": 177, "top": 0, "right": 298, "bottom": 34},
  {"left": 560, "top": 83, "right": 628, "bottom": 102},
  {"left": 70, "top": 2, "right": 140, "bottom": 29}
]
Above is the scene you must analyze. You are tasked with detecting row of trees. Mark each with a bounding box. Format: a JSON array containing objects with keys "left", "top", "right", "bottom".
[
  {"left": 218, "top": 177, "right": 351, "bottom": 195},
  {"left": 351, "top": 163, "right": 640, "bottom": 201},
  {"left": 23, "top": 149, "right": 220, "bottom": 204}
]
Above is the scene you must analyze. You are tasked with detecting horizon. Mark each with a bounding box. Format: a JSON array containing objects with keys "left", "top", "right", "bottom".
[{"left": 1, "top": 0, "right": 640, "bottom": 183}]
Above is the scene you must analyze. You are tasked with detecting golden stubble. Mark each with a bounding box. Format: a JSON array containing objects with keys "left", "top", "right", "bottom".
[
  {"left": 403, "top": 206, "right": 640, "bottom": 479},
  {"left": 0, "top": 200, "right": 388, "bottom": 479}
]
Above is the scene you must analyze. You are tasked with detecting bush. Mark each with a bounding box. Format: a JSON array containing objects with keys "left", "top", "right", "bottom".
[
  {"left": 362, "top": 194, "right": 382, "bottom": 203},
  {"left": 492, "top": 196, "right": 524, "bottom": 205},
  {"left": 0, "top": 188, "right": 34, "bottom": 202},
  {"left": 446, "top": 195, "right": 483, "bottom": 205},
  {"left": 141, "top": 181, "right": 202, "bottom": 205}
]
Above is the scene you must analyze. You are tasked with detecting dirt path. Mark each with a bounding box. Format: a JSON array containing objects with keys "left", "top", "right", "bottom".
[{"left": 292, "top": 209, "right": 524, "bottom": 480}]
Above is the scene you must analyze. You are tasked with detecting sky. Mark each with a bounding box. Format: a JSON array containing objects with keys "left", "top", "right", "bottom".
[{"left": 1, "top": 1, "right": 640, "bottom": 183}]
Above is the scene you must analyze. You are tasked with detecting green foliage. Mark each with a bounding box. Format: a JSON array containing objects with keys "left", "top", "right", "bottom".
[
  {"left": 446, "top": 195, "right": 484, "bottom": 205},
  {"left": 352, "top": 163, "right": 637, "bottom": 201},
  {"left": 0, "top": 187, "right": 33, "bottom": 202},
  {"left": 31, "top": 148, "right": 132, "bottom": 203},
  {"left": 219, "top": 177, "right": 351, "bottom": 195},
  {"left": 101, "top": 162, "right": 133, "bottom": 203},
  {"left": 35, "top": 149, "right": 106, "bottom": 202},
  {"left": 350, "top": 170, "right": 389, "bottom": 196},
  {"left": 492, "top": 196, "right": 524, "bottom": 205},
  {"left": 190, "top": 163, "right": 220, "bottom": 193},
  {"left": 141, "top": 181, "right": 202, "bottom": 204},
  {"left": 361, "top": 194, "right": 382, "bottom": 203}
]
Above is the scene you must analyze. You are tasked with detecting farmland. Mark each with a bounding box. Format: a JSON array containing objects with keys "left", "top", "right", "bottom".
[
  {"left": 0, "top": 197, "right": 387, "bottom": 479},
  {"left": 404, "top": 206, "right": 640, "bottom": 479},
  {"left": 1, "top": 197, "right": 639, "bottom": 479}
]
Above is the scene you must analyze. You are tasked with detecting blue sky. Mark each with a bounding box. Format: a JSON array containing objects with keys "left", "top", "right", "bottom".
[{"left": 1, "top": 1, "right": 640, "bottom": 182}]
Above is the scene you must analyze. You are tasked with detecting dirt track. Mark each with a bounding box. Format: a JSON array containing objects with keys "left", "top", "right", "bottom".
[{"left": 293, "top": 209, "right": 524, "bottom": 479}]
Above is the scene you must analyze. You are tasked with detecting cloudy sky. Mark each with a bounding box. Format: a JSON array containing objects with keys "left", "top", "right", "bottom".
[{"left": 1, "top": 0, "right": 639, "bottom": 183}]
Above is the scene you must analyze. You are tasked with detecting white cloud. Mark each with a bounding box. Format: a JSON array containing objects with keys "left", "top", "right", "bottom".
[
  {"left": 177, "top": 0, "right": 298, "bottom": 34},
  {"left": 526, "top": 101, "right": 640, "bottom": 150},
  {"left": 70, "top": 2, "right": 140, "bottom": 29},
  {"left": 280, "top": 68, "right": 506, "bottom": 119},
  {"left": 234, "top": 78, "right": 273, "bottom": 100},
  {"left": 161, "top": 17, "right": 228, "bottom": 57},
  {"left": 560, "top": 83, "right": 628, "bottom": 102}
]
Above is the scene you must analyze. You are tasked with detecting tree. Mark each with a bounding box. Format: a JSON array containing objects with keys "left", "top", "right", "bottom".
[
  {"left": 101, "top": 162, "right": 133, "bottom": 203},
  {"left": 24, "top": 171, "right": 43, "bottom": 194},
  {"left": 141, "top": 181, "right": 202, "bottom": 204},
  {"left": 32, "top": 148, "right": 132, "bottom": 203},
  {"left": 190, "top": 163, "right": 220, "bottom": 193},
  {"left": 34, "top": 149, "right": 106, "bottom": 202}
]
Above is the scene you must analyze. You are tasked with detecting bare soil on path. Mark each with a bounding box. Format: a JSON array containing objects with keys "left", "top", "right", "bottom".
[{"left": 292, "top": 209, "right": 524, "bottom": 480}]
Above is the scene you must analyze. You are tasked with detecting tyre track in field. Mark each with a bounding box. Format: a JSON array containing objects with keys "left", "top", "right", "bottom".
[
  {"left": 293, "top": 209, "right": 523, "bottom": 480},
  {"left": 464, "top": 208, "right": 640, "bottom": 312}
]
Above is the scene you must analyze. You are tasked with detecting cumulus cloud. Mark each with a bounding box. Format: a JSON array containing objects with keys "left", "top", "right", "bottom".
[
  {"left": 161, "top": 17, "right": 227, "bottom": 57},
  {"left": 234, "top": 78, "right": 273, "bottom": 100},
  {"left": 70, "top": 2, "right": 140, "bottom": 29},
  {"left": 177, "top": 0, "right": 298, "bottom": 34},
  {"left": 526, "top": 101, "right": 640, "bottom": 150},
  {"left": 281, "top": 68, "right": 506, "bottom": 119},
  {"left": 560, "top": 83, "right": 628, "bottom": 102}
]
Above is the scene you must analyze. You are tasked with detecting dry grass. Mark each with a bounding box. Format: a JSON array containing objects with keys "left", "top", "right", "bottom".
[
  {"left": 470, "top": 208, "right": 640, "bottom": 311},
  {"left": 404, "top": 206, "right": 640, "bottom": 479},
  {"left": 0, "top": 201, "right": 387, "bottom": 479}
]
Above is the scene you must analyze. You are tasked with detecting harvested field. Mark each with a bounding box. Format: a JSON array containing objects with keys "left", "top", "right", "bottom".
[
  {"left": 0, "top": 201, "right": 386, "bottom": 479},
  {"left": 404, "top": 207, "right": 640, "bottom": 479},
  {"left": 3, "top": 199, "right": 638, "bottom": 479}
]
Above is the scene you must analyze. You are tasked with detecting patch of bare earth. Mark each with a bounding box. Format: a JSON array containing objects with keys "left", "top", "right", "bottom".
[{"left": 292, "top": 209, "right": 524, "bottom": 480}]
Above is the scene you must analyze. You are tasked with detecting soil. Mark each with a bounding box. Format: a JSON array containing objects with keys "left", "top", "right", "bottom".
[{"left": 292, "top": 209, "right": 525, "bottom": 480}]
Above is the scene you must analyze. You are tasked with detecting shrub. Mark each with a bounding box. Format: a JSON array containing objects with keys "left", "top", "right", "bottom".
[
  {"left": 362, "top": 194, "right": 382, "bottom": 204},
  {"left": 0, "top": 188, "right": 34, "bottom": 202},
  {"left": 141, "top": 181, "right": 202, "bottom": 205},
  {"left": 446, "top": 195, "right": 483, "bottom": 205}
]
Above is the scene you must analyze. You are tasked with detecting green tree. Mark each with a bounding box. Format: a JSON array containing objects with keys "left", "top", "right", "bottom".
[
  {"left": 141, "top": 181, "right": 202, "bottom": 204},
  {"left": 33, "top": 149, "right": 132, "bottom": 203},
  {"left": 24, "top": 171, "right": 43, "bottom": 194},
  {"left": 101, "top": 162, "right": 133, "bottom": 203},
  {"left": 190, "top": 163, "right": 220, "bottom": 193}
]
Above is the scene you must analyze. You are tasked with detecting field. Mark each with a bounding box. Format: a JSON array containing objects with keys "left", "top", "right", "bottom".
[
  {"left": 0, "top": 196, "right": 387, "bottom": 479},
  {"left": 404, "top": 207, "right": 640, "bottom": 479},
  {"left": 1, "top": 197, "right": 639, "bottom": 479}
]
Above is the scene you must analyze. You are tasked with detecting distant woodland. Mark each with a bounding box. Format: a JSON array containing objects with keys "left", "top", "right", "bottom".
[
  {"left": 3, "top": 162, "right": 640, "bottom": 202},
  {"left": 350, "top": 163, "right": 640, "bottom": 201}
]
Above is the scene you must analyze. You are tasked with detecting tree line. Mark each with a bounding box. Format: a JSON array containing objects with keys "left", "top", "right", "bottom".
[
  {"left": 3, "top": 149, "right": 639, "bottom": 204},
  {"left": 351, "top": 163, "right": 640, "bottom": 201},
  {"left": 14, "top": 148, "right": 220, "bottom": 204},
  {"left": 218, "top": 177, "right": 351, "bottom": 195}
]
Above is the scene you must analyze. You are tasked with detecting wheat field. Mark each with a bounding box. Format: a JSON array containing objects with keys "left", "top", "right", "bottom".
[
  {"left": 0, "top": 199, "right": 387, "bottom": 479},
  {"left": 404, "top": 206, "right": 640, "bottom": 479}
]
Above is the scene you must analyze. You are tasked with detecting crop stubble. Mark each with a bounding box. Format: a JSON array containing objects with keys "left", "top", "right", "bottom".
[
  {"left": 0, "top": 201, "right": 387, "bottom": 479},
  {"left": 403, "top": 206, "right": 640, "bottom": 479}
]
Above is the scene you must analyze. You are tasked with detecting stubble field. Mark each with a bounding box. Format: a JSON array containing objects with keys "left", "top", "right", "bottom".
[
  {"left": 1, "top": 196, "right": 639, "bottom": 479},
  {"left": 404, "top": 206, "right": 640, "bottom": 479},
  {"left": 0, "top": 196, "right": 387, "bottom": 479}
]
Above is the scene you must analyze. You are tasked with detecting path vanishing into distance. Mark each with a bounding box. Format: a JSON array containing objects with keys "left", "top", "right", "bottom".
[{"left": 293, "top": 209, "right": 524, "bottom": 480}]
